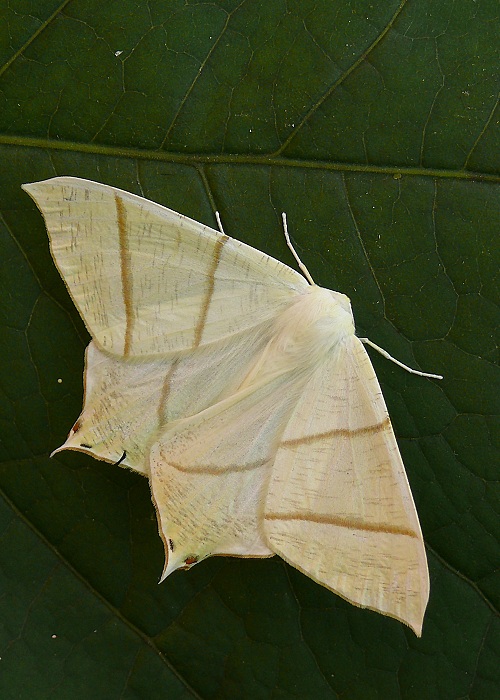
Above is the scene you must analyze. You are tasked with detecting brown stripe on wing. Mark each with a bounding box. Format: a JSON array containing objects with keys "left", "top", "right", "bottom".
[
  {"left": 167, "top": 457, "right": 270, "bottom": 475},
  {"left": 115, "top": 194, "right": 134, "bottom": 356},
  {"left": 281, "top": 417, "right": 392, "bottom": 447},
  {"left": 193, "top": 234, "right": 229, "bottom": 347},
  {"left": 264, "top": 511, "right": 418, "bottom": 538},
  {"left": 156, "top": 359, "right": 180, "bottom": 430}
]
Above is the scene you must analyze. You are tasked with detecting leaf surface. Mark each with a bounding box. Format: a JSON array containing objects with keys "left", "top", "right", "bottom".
[{"left": 0, "top": 1, "right": 498, "bottom": 698}]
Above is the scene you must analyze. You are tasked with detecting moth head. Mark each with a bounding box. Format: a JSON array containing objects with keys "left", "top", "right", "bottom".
[
  {"left": 329, "top": 290, "right": 352, "bottom": 316},
  {"left": 306, "top": 287, "right": 354, "bottom": 333},
  {"left": 318, "top": 289, "right": 355, "bottom": 342},
  {"left": 281, "top": 286, "right": 356, "bottom": 358}
]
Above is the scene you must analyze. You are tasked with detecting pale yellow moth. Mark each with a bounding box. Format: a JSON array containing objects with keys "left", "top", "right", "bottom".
[{"left": 23, "top": 177, "right": 442, "bottom": 636}]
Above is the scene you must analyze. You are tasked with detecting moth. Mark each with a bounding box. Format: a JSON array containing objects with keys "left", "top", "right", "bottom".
[{"left": 24, "top": 177, "right": 441, "bottom": 636}]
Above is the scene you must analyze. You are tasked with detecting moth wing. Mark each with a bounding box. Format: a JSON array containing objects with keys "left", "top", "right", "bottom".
[
  {"left": 22, "top": 177, "right": 307, "bottom": 357},
  {"left": 264, "top": 337, "right": 429, "bottom": 636},
  {"left": 57, "top": 327, "right": 276, "bottom": 474},
  {"left": 148, "top": 364, "right": 310, "bottom": 574}
]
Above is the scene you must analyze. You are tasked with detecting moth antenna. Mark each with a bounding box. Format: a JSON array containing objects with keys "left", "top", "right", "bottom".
[
  {"left": 360, "top": 338, "right": 443, "bottom": 379},
  {"left": 215, "top": 211, "right": 225, "bottom": 236},
  {"left": 281, "top": 212, "right": 315, "bottom": 285}
]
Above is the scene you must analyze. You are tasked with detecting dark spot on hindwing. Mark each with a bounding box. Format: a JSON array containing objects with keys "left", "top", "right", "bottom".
[
  {"left": 182, "top": 555, "right": 199, "bottom": 568},
  {"left": 115, "top": 451, "right": 127, "bottom": 466}
]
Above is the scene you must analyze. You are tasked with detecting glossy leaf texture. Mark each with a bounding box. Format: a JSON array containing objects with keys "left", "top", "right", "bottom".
[{"left": 0, "top": 1, "right": 498, "bottom": 698}]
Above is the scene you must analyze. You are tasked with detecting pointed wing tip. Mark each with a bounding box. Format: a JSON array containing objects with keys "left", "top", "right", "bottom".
[
  {"left": 411, "top": 622, "right": 423, "bottom": 638},
  {"left": 402, "top": 612, "right": 424, "bottom": 637},
  {"left": 50, "top": 440, "right": 87, "bottom": 459},
  {"left": 50, "top": 443, "right": 68, "bottom": 458},
  {"left": 383, "top": 596, "right": 427, "bottom": 637},
  {"left": 270, "top": 539, "right": 429, "bottom": 635},
  {"left": 359, "top": 601, "right": 426, "bottom": 637},
  {"left": 22, "top": 179, "right": 57, "bottom": 202},
  {"left": 22, "top": 178, "right": 58, "bottom": 191},
  {"left": 364, "top": 601, "right": 426, "bottom": 637},
  {"left": 156, "top": 545, "right": 195, "bottom": 582},
  {"left": 22, "top": 177, "right": 86, "bottom": 196},
  {"left": 158, "top": 566, "right": 168, "bottom": 584},
  {"left": 50, "top": 440, "right": 106, "bottom": 459},
  {"left": 21, "top": 181, "right": 38, "bottom": 196},
  {"left": 49, "top": 440, "right": 102, "bottom": 462}
]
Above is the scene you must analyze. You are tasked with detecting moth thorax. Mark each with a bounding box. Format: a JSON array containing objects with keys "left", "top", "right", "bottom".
[{"left": 271, "top": 286, "right": 355, "bottom": 365}]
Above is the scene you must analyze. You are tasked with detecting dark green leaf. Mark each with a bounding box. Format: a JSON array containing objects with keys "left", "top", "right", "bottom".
[{"left": 0, "top": 1, "right": 498, "bottom": 698}]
